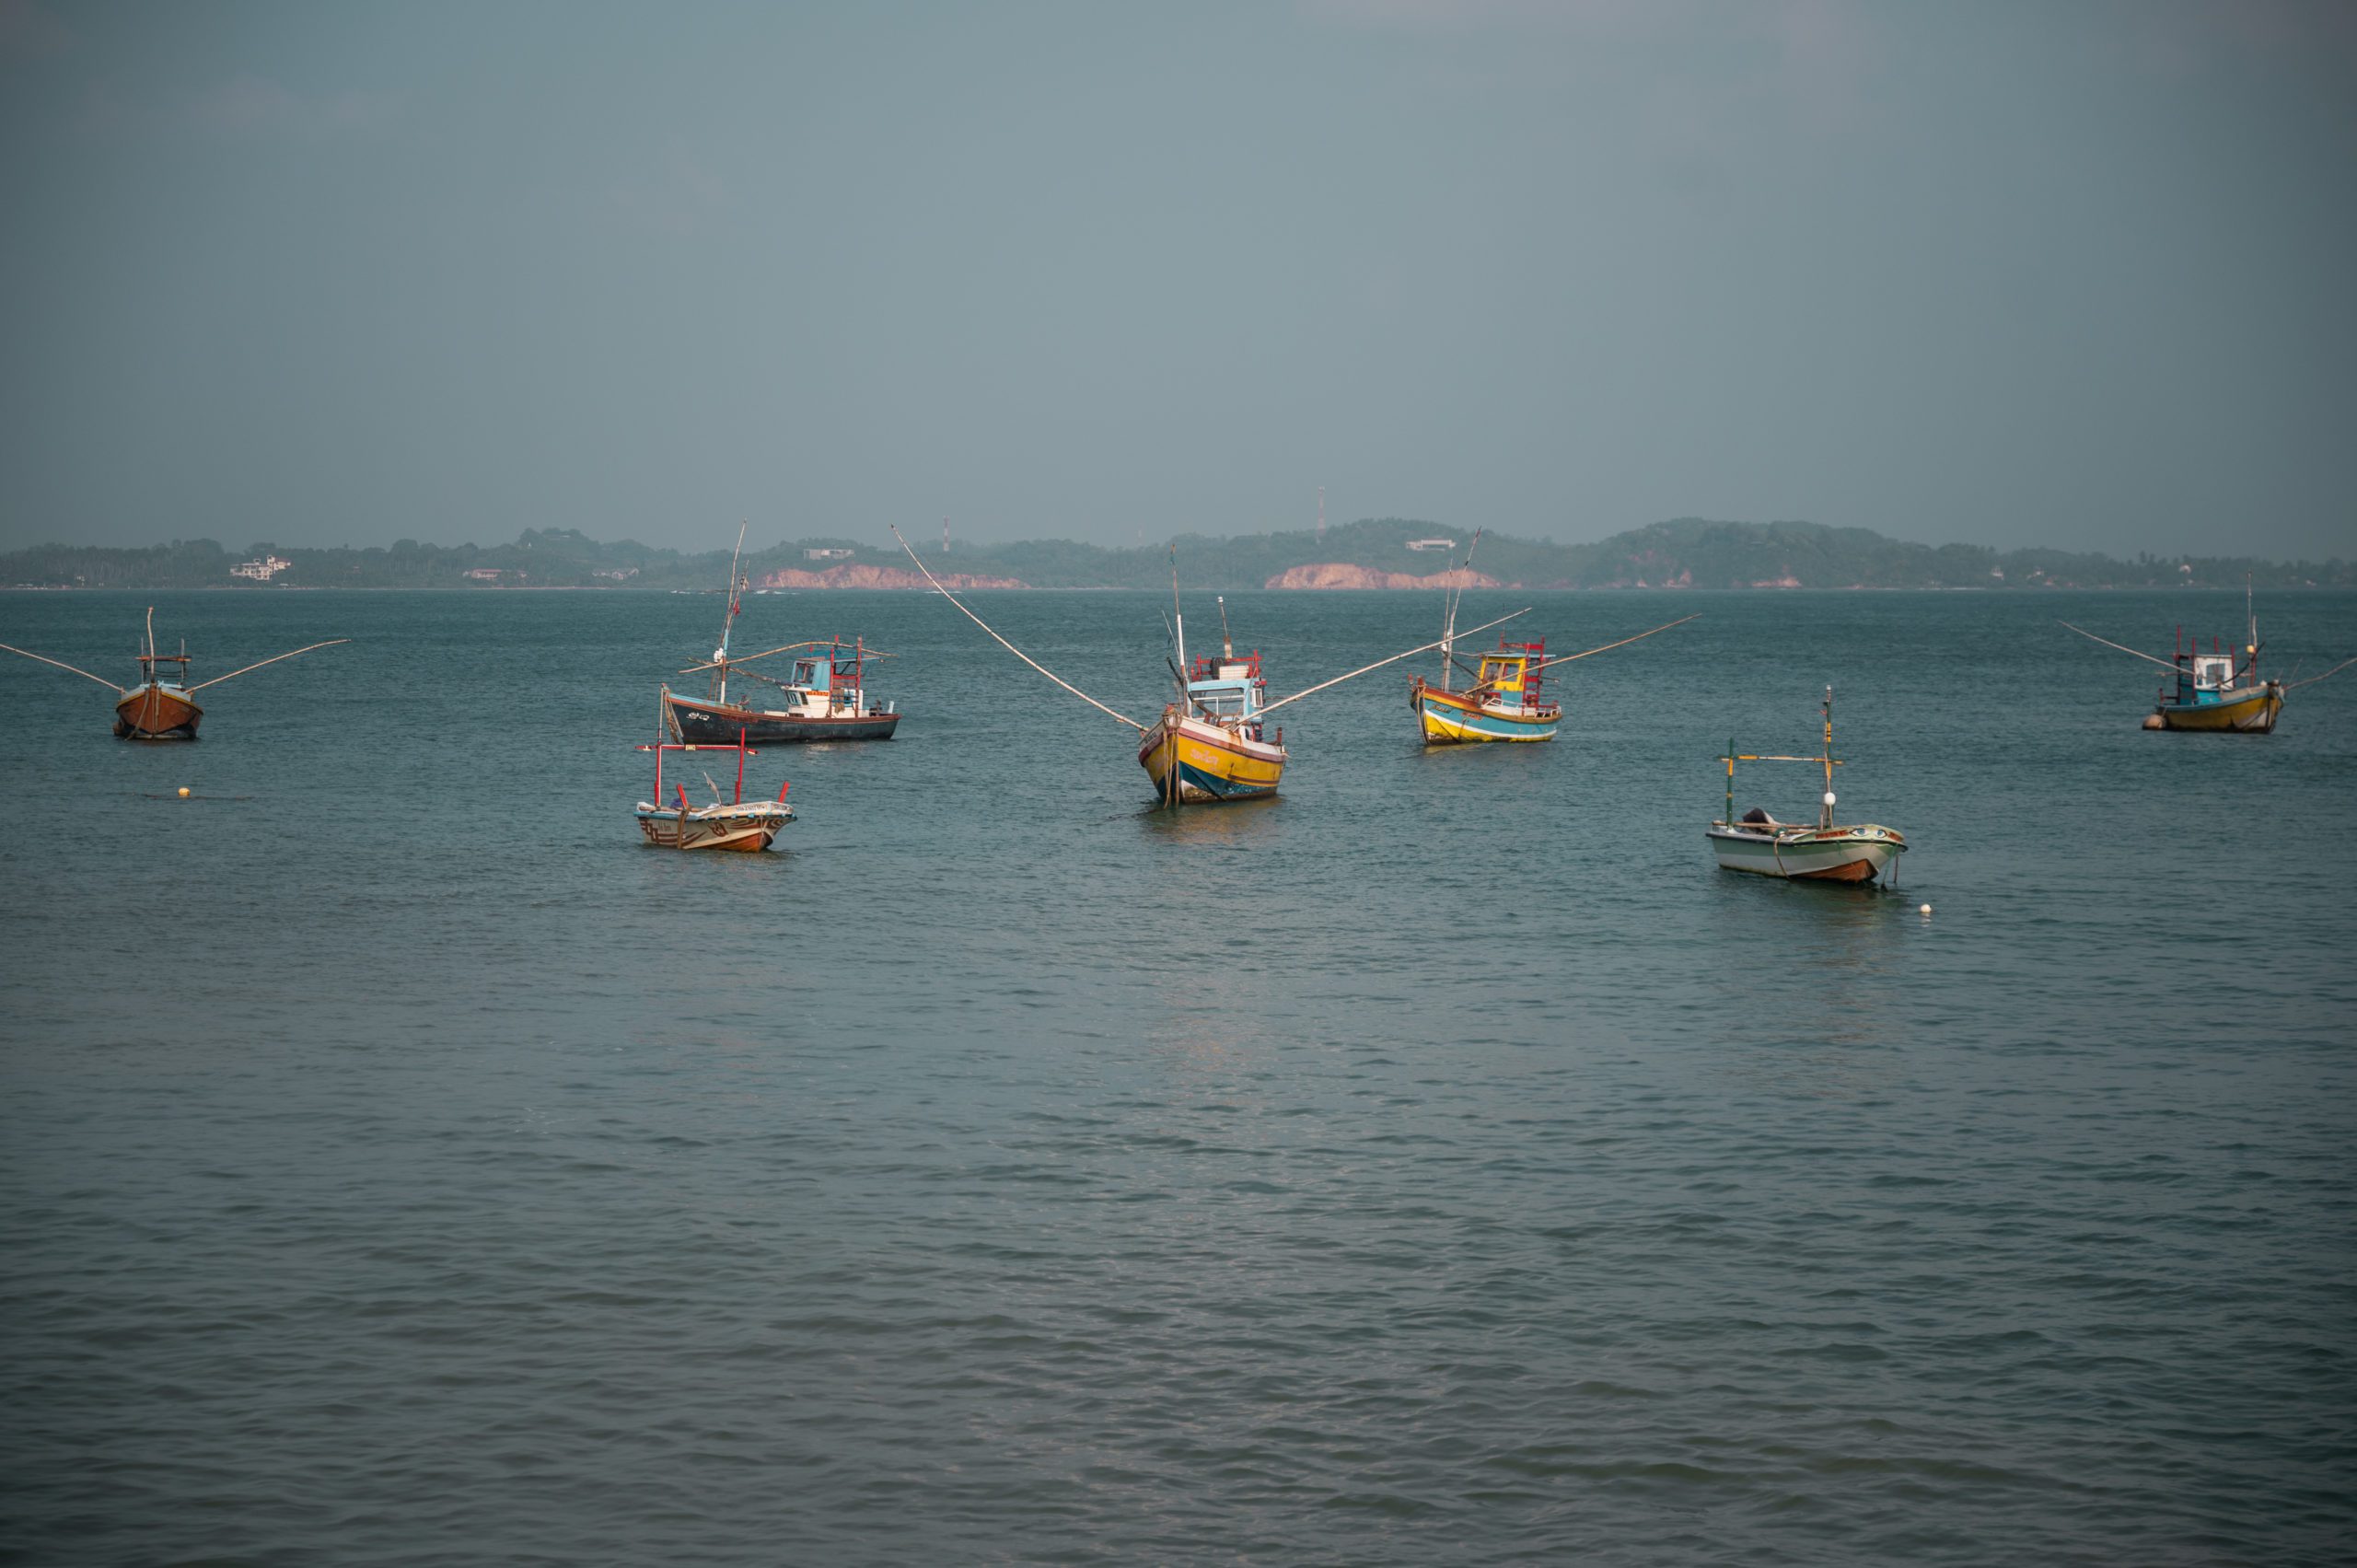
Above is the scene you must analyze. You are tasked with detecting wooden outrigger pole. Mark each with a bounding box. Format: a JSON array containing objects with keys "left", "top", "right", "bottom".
[
  {"left": 1260, "top": 608, "right": 1532, "bottom": 716},
  {"left": 1458, "top": 613, "right": 1700, "bottom": 697},
  {"left": 183, "top": 639, "right": 350, "bottom": 693},
  {"left": 891, "top": 526, "right": 1146, "bottom": 731},
  {"left": 0, "top": 642, "right": 122, "bottom": 691}
]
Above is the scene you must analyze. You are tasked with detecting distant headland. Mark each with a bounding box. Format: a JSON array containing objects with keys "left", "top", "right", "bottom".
[{"left": 5, "top": 517, "right": 2348, "bottom": 592}]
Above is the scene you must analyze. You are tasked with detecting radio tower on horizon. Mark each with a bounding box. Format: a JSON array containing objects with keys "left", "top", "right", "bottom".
[
  {"left": 942, "top": 517, "right": 950, "bottom": 554},
  {"left": 1318, "top": 486, "right": 1325, "bottom": 541}
]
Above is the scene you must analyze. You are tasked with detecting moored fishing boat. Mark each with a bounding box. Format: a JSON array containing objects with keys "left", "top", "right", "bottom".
[
  {"left": 633, "top": 725, "right": 795, "bottom": 851},
  {"left": 1137, "top": 608, "right": 1287, "bottom": 802},
  {"left": 2062, "top": 585, "right": 2352, "bottom": 734},
  {"left": 1405, "top": 531, "right": 1693, "bottom": 746},
  {"left": 662, "top": 525, "right": 900, "bottom": 745},
  {"left": 893, "top": 528, "right": 1525, "bottom": 807},
  {"left": 1411, "top": 638, "right": 1559, "bottom": 744},
  {"left": 666, "top": 637, "right": 900, "bottom": 744},
  {"left": 1, "top": 608, "right": 347, "bottom": 740},
  {"left": 1707, "top": 687, "right": 1906, "bottom": 884}
]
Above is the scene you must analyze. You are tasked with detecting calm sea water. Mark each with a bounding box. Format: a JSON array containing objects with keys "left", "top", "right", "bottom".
[{"left": 3, "top": 586, "right": 2353, "bottom": 1565}]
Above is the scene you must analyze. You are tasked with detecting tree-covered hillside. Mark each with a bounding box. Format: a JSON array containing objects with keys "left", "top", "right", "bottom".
[{"left": 4, "top": 518, "right": 2348, "bottom": 590}]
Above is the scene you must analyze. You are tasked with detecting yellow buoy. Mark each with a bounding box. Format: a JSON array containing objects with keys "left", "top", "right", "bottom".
[{"left": 177, "top": 786, "right": 191, "bottom": 798}]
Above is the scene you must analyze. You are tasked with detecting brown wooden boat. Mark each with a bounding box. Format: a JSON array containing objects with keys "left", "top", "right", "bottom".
[{"left": 1, "top": 609, "right": 347, "bottom": 741}]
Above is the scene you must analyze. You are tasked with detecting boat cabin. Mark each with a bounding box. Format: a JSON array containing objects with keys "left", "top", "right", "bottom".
[
  {"left": 2170, "top": 629, "right": 2255, "bottom": 707},
  {"left": 776, "top": 639, "right": 885, "bottom": 718},
  {"left": 1472, "top": 639, "right": 1558, "bottom": 716},
  {"left": 1186, "top": 651, "right": 1267, "bottom": 737},
  {"left": 2187, "top": 653, "right": 2236, "bottom": 703}
]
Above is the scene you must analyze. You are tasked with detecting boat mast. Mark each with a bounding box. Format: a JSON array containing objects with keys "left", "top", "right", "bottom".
[
  {"left": 2246, "top": 574, "right": 2258, "bottom": 684},
  {"left": 1819, "top": 686, "right": 1835, "bottom": 830},
  {"left": 1439, "top": 528, "right": 1482, "bottom": 691},
  {"left": 1217, "top": 596, "right": 1233, "bottom": 662},
  {"left": 1169, "top": 548, "right": 1188, "bottom": 701},
  {"left": 714, "top": 521, "right": 748, "bottom": 705}
]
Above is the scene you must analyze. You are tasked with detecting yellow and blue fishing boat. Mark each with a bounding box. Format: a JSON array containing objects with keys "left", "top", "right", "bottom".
[
  {"left": 2064, "top": 584, "right": 2353, "bottom": 733},
  {"left": 1410, "top": 637, "right": 1560, "bottom": 744},
  {"left": 1404, "top": 531, "right": 1695, "bottom": 748},
  {"left": 1138, "top": 632, "right": 1287, "bottom": 804}
]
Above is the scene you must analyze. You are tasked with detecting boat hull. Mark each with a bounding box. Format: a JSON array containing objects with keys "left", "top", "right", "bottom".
[
  {"left": 114, "top": 684, "right": 202, "bottom": 740},
  {"left": 634, "top": 800, "right": 796, "bottom": 852},
  {"left": 1137, "top": 712, "right": 1285, "bottom": 804},
  {"left": 2154, "top": 686, "right": 2282, "bottom": 733},
  {"left": 667, "top": 694, "right": 898, "bottom": 744},
  {"left": 1411, "top": 682, "right": 1559, "bottom": 745},
  {"left": 1707, "top": 822, "right": 1906, "bottom": 883}
]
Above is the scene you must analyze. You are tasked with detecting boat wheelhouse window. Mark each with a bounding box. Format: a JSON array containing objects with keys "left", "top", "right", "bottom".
[
  {"left": 1191, "top": 689, "right": 1247, "bottom": 716},
  {"left": 2193, "top": 656, "right": 2233, "bottom": 690}
]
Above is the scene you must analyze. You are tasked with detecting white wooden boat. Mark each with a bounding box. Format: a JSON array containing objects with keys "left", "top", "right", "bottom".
[
  {"left": 1709, "top": 688, "right": 1906, "bottom": 884},
  {"left": 632, "top": 721, "right": 795, "bottom": 852},
  {"left": 633, "top": 796, "right": 795, "bottom": 852}
]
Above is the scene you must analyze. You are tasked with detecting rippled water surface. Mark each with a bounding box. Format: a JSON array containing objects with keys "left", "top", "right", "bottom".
[{"left": 4, "top": 587, "right": 2354, "bottom": 1565}]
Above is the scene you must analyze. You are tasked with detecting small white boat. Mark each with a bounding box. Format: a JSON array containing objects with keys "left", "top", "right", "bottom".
[{"left": 1708, "top": 688, "right": 1906, "bottom": 884}]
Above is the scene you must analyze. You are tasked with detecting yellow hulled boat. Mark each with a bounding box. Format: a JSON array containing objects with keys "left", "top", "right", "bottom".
[
  {"left": 2064, "top": 585, "right": 2352, "bottom": 734},
  {"left": 1138, "top": 647, "right": 1286, "bottom": 803}
]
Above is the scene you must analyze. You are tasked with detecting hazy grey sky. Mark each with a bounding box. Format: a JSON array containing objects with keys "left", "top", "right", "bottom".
[{"left": 3, "top": 0, "right": 2352, "bottom": 557}]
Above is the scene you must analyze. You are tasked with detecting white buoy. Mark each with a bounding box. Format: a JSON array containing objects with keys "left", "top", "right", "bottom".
[
  {"left": 1919, "top": 903, "right": 1932, "bottom": 916},
  {"left": 1823, "top": 792, "right": 1837, "bottom": 807}
]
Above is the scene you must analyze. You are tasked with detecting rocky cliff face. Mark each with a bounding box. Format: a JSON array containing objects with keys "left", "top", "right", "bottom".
[
  {"left": 1261, "top": 563, "right": 1506, "bottom": 590},
  {"left": 757, "top": 564, "right": 1028, "bottom": 589}
]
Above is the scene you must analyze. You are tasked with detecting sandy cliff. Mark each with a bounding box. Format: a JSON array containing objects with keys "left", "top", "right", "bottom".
[
  {"left": 1262, "top": 563, "right": 1506, "bottom": 590},
  {"left": 757, "top": 564, "right": 1028, "bottom": 590}
]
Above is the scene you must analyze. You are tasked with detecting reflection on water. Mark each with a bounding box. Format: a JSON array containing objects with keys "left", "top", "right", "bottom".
[{"left": 1701, "top": 868, "right": 1914, "bottom": 1074}]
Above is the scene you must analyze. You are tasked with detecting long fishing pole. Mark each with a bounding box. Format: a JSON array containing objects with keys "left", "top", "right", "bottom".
[
  {"left": 891, "top": 527, "right": 1145, "bottom": 731},
  {"left": 1260, "top": 608, "right": 1531, "bottom": 716},
  {"left": 0, "top": 642, "right": 123, "bottom": 692},
  {"left": 2283, "top": 655, "right": 2357, "bottom": 691},
  {"left": 2060, "top": 621, "right": 2180, "bottom": 671},
  {"left": 679, "top": 639, "right": 836, "bottom": 674},
  {"left": 184, "top": 639, "right": 351, "bottom": 693},
  {"left": 1459, "top": 613, "right": 1701, "bottom": 696}
]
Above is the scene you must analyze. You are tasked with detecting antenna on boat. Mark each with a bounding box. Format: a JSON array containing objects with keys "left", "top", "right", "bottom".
[
  {"left": 714, "top": 521, "right": 748, "bottom": 705},
  {"left": 1437, "top": 529, "right": 1482, "bottom": 691},
  {"left": 2247, "top": 573, "right": 2258, "bottom": 675},
  {"left": 1169, "top": 546, "right": 1188, "bottom": 702}
]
